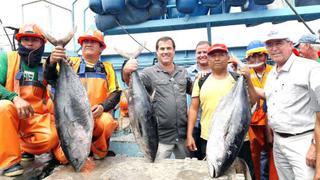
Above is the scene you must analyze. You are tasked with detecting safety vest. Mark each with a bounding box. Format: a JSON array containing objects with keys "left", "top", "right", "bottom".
[
  {"left": 69, "top": 57, "right": 117, "bottom": 106},
  {"left": 6, "top": 51, "right": 50, "bottom": 114},
  {"left": 249, "top": 64, "right": 272, "bottom": 125}
]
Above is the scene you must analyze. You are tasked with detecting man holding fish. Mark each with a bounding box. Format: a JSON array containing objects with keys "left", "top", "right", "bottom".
[
  {"left": 47, "top": 29, "right": 120, "bottom": 161},
  {"left": 0, "top": 24, "right": 65, "bottom": 177}
]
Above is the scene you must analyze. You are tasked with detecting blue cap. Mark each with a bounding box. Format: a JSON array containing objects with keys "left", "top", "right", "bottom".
[{"left": 298, "top": 34, "right": 320, "bottom": 44}]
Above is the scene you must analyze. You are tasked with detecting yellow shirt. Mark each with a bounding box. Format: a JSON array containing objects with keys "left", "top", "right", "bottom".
[{"left": 192, "top": 74, "right": 235, "bottom": 140}]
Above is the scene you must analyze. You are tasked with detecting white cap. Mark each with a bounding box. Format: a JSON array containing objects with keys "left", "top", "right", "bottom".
[{"left": 264, "top": 30, "right": 290, "bottom": 43}]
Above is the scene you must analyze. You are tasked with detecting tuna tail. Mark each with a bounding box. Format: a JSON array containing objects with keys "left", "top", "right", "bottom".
[
  {"left": 114, "top": 42, "right": 145, "bottom": 60},
  {"left": 44, "top": 27, "right": 77, "bottom": 47},
  {"left": 208, "top": 162, "right": 215, "bottom": 178}
]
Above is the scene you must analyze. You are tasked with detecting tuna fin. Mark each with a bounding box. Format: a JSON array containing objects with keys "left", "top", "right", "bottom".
[
  {"left": 150, "top": 89, "right": 156, "bottom": 101},
  {"left": 114, "top": 42, "right": 145, "bottom": 60},
  {"left": 44, "top": 27, "right": 77, "bottom": 47}
]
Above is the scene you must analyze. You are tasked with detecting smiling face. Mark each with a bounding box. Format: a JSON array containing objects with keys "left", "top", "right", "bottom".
[
  {"left": 20, "top": 36, "right": 43, "bottom": 50},
  {"left": 266, "top": 39, "right": 293, "bottom": 67},
  {"left": 156, "top": 40, "right": 175, "bottom": 66},
  {"left": 195, "top": 43, "right": 210, "bottom": 67},
  {"left": 81, "top": 39, "right": 104, "bottom": 61}
]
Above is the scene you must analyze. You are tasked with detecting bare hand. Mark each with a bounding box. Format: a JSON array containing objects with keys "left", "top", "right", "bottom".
[
  {"left": 186, "top": 136, "right": 197, "bottom": 152},
  {"left": 265, "top": 127, "right": 274, "bottom": 150},
  {"left": 13, "top": 96, "right": 34, "bottom": 119},
  {"left": 50, "top": 46, "right": 68, "bottom": 64},
  {"left": 314, "top": 171, "right": 320, "bottom": 180},
  {"left": 123, "top": 58, "right": 138, "bottom": 84},
  {"left": 306, "top": 143, "right": 316, "bottom": 168},
  {"left": 124, "top": 58, "right": 138, "bottom": 75},
  {"left": 229, "top": 55, "right": 242, "bottom": 66},
  {"left": 239, "top": 66, "right": 251, "bottom": 80},
  {"left": 91, "top": 104, "right": 104, "bottom": 119}
]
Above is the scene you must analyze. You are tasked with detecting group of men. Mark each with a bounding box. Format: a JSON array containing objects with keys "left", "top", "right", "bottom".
[
  {"left": 0, "top": 23, "right": 320, "bottom": 180},
  {"left": 0, "top": 24, "right": 120, "bottom": 176}
]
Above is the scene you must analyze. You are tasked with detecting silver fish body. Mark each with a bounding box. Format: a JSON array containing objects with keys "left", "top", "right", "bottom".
[
  {"left": 54, "top": 61, "right": 94, "bottom": 172},
  {"left": 128, "top": 71, "right": 158, "bottom": 162},
  {"left": 206, "top": 76, "right": 251, "bottom": 177}
]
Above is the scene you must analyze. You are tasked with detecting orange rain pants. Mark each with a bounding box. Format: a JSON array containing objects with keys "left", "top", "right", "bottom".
[
  {"left": 249, "top": 108, "right": 278, "bottom": 180},
  {"left": 73, "top": 58, "right": 119, "bottom": 159},
  {"left": 0, "top": 52, "right": 67, "bottom": 169}
]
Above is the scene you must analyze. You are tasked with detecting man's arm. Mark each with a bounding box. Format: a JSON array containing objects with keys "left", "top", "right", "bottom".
[
  {"left": 186, "top": 96, "right": 200, "bottom": 151},
  {"left": 0, "top": 52, "right": 18, "bottom": 101},
  {"left": 44, "top": 56, "right": 58, "bottom": 86},
  {"left": 100, "top": 90, "right": 122, "bottom": 112},
  {"left": 314, "top": 112, "right": 320, "bottom": 180}
]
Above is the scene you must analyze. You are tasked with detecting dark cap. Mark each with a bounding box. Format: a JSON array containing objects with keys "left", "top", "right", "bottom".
[{"left": 207, "top": 44, "right": 229, "bottom": 55}]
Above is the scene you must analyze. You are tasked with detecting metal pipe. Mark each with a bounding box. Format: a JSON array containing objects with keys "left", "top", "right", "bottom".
[
  {"left": 83, "top": 7, "right": 89, "bottom": 32},
  {"left": 0, "top": 19, "right": 14, "bottom": 50},
  {"left": 283, "top": 0, "right": 315, "bottom": 34},
  {"left": 206, "top": 23, "right": 212, "bottom": 44},
  {"left": 72, "top": 0, "right": 79, "bottom": 51}
]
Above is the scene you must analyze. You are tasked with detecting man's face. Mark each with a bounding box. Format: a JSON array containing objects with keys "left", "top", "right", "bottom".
[
  {"left": 82, "top": 39, "right": 103, "bottom": 58},
  {"left": 266, "top": 39, "right": 292, "bottom": 65},
  {"left": 298, "top": 43, "right": 309, "bottom": 58},
  {"left": 156, "top": 40, "right": 175, "bottom": 66},
  {"left": 195, "top": 43, "right": 210, "bottom": 67},
  {"left": 208, "top": 50, "right": 229, "bottom": 72},
  {"left": 20, "top": 36, "right": 43, "bottom": 50},
  {"left": 246, "top": 52, "right": 267, "bottom": 70}
]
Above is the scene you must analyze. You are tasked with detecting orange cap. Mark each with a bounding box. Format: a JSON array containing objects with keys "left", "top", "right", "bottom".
[
  {"left": 15, "top": 24, "right": 47, "bottom": 43},
  {"left": 78, "top": 29, "right": 106, "bottom": 49}
]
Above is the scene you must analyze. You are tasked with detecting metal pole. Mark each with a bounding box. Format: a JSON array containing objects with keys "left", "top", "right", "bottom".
[
  {"left": 283, "top": 0, "right": 315, "bottom": 34},
  {"left": 72, "top": 0, "right": 79, "bottom": 51},
  {"left": 0, "top": 19, "right": 14, "bottom": 50},
  {"left": 83, "top": 7, "right": 89, "bottom": 32},
  {"left": 206, "top": 23, "right": 212, "bottom": 44}
]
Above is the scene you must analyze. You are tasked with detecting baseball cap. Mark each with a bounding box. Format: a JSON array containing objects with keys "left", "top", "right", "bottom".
[
  {"left": 207, "top": 43, "right": 229, "bottom": 55},
  {"left": 296, "top": 34, "right": 320, "bottom": 46},
  {"left": 264, "top": 30, "right": 290, "bottom": 43}
]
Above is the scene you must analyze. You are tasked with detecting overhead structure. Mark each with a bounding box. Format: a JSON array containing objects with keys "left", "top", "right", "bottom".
[{"left": 87, "top": 0, "right": 320, "bottom": 35}]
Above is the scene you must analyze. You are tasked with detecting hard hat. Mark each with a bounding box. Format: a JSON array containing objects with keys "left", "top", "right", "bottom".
[
  {"left": 15, "top": 24, "right": 47, "bottom": 43},
  {"left": 78, "top": 29, "right": 106, "bottom": 49},
  {"left": 246, "top": 40, "right": 267, "bottom": 58}
]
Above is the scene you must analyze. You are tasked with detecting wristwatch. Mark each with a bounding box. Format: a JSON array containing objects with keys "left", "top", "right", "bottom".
[{"left": 312, "top": 138, "right": 316, "bottom": 145}]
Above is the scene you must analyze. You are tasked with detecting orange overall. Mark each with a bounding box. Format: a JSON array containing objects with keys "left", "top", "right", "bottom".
[
  {"left": 71, "top": 57, "right": 119, "bottom": 159},
  {"left": 248, "top": 64, "right": 278, "bottom": 180},
  {"left": 0, "top": 52, "right": 65, "bottom": 169}
]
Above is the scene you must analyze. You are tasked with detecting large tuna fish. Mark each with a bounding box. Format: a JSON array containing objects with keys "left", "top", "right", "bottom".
[
  {"left": 45, "top": 30, "right": 94, "bottom": 172},
  {"left": 115, "top": 45, "right": 159, "bottom": 162},
  {"left": 206, "top": 75, "right": 251, "bottom": 177}
]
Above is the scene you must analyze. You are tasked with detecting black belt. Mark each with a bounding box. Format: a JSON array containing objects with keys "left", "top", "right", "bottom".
[{"left": 275, "top": 129, "right": 314, "bottom": 138}]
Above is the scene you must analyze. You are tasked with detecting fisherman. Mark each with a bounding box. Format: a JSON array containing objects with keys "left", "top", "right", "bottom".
[
  {"left": 46, "top": 29, "right": 120, "bottom": 160},
  {"left": 245, "top": 40, "right": 278, "bottom": 180},
  {"left": 0, "top": 24, "right": 66, "bottom": 177},
  {"left": 254, "top": 29, "right": 320, "bottom": 179},
  {"left": 296, "top": 34, "right": 320, "bottom": 62},
  {"left": 186, "top": 43, "right": 257, "bottom": 178},
  {"left": 122, "top": 36, "right": 193, "bottom": 159},
  {"left": 186, "top": 40, "right": 211, "bottom": 160}
]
